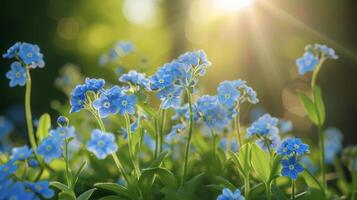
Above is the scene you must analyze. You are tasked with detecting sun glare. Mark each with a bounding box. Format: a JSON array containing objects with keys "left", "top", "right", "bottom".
[{"left": 212, "top": 0, "right": 255, "bottom": 13}]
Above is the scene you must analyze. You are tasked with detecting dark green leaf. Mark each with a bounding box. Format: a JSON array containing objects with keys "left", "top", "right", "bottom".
[
  {"left": 58, "top": 190, "right": 76, "bottom": 200},
  {"left": 149, "top": 151, "right": 169, "bottom": 168},
  {"left": 77, "top": 188, "right": 97, "bottom": 200},
  {"left": 51, "top": 181, "right": 69, "bottom": 192},
  {"left": 98, "top": 196, "right": 129, "bottom": 200},
  {"left": 139, "top": 167, "right": 178, "bottom": 190},
  {"left": 73, "top": 161, "right": 87, "bottom": 187},
  {"left": 298, "top": 91, "right": 319, "bottom": 125},
  {"left": 313, "top": 86, "right": 325, "bottom": 125},
  {"left": 94, "top": 183, "right": 134, "bottom": 200},
  {"left": 36, "top": 113, "right": 51, "bottom": 142}
]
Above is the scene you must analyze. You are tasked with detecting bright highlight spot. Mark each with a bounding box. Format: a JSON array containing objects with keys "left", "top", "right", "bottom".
[
  {"left": 212, "top": 0, "right": 255, "bottom": 13},
  {"left": 123, "top": 0, "right": 157, "bottom": 26}
]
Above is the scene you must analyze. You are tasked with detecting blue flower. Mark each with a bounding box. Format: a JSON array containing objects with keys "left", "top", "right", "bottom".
[
  {"left": 157, "top": 86, "right": 183, "bottom": 109},
  {"left": 119, "top": 70, "right": 149, "bottom": 89},
  {"left": 10, "top": 145, "right": 33, "bottom": 161},
  {"left": 217, "top": 188, "right": 245, "bottom": 200},
  {"left": 6, "top": 62, "right": 27, "bottom": 87},
  {"left": 86, "top": 129, "right": 118, "bottom": 159},
  {"left": 38, "top": 136, "right": 63, "bottom": 163},
  {"left": 70, "top": 84, "right": 88, "bottom": 113},
  {"left": 281, "top": 156, "right": 304, "bottom": 180},
  {"left": 113, "top": 41, "right": 135, "bottom": 57},
  {"left": 93, "top": 86, "right": 123, "bottom": 118},
  {"left": 177, "top": 50, "right": 210, "bottom": 68},
  {"left": 296, "top": 52, "right": 318, "bottom": 75},
  {"left": 197, "top": 95, "right": 219, "bottom": 113},
  {"left": 149, "top": 73, "right": 173, "bottom": 90},
  {"left": 0, "top": 116, "right": 13, "bottom": 140},
  {"left": 2, "top": 42, "right": 21, "bottom": 59},
  {"left": 256, "top": 132, "right": 281, "bottom": 152},
  {"left": 277, "top": 137, "right": 309, "bottom": 156},
  {"left": 314, "top": 44, "right": 338, "bottom": 59},
  {"left": 0, "top": 161, "right": 17, "bottom": 180},
  {"left": 240, "top": 85, "right": 259, "bottom": 104},
  {"left": 217, "top": 81, "right": 240, "bottom": 108},
  {"left": 28, "top": 159, "right": 39, "bottom": 168},
  {"left": 301, "top": 156, "right": 317, "bottom": 174},
  {"left": 324, "top": 127, "right": 343, "bottom": 164},
  {"left": 57, "top": 116, "right": 69, "bottom": 127},
  {"left": 18, "top": 42, "right": 45, "bottom": 68},
  {"left": 117, "top": 94, "right": 137, "bottom": 115},
  {"left": 85, "top": 78, "right": 105, "bottom": 92},
  {"left": 49, "top": 126, "right": 76, "bottom": 140},
  {"left": 203, "top": 105, "right": 231, "bottom": 130},
  {"left": 219, "top": 138, "right": 238, "bottom": 152},
  {"left": 25, "top": 181, "right": 54, "bottom": 199},
  {"left": 1, "top": 182, "right": 36, "bottom": 200},
  {"left": 246, "top": 114, "right": 279, "bottom": 138}
]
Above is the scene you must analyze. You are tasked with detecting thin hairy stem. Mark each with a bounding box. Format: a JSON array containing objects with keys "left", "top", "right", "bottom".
[
  {"left": 125, "top": 113, "right": 141, "bottom": 178},
  {"left": 182, "top": 90, "right": 193, "bottom": 185}
]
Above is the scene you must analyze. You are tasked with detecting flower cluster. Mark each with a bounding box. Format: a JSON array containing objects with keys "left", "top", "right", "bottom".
[
  {"left": 277, "top": 138, "right": 309, "bottom": 179},
  {"left": 246, "top": 114, "right": 281, "bottom": 151},
  {"left": 99, "top": 41, "right": 135, "bottom": 66},
  {"left": 219, "top": 137, "right": 238, "bottom": 152},
  {"left": 119, "top": 70, "right": 150, "bottom": 90},
  {"left": 2, "top": 42, "right": 45, "bottom": 87},
  {"left": 296, "top": 44, "right": 337, "bottom": 75},
  {"left": 324, "top": 127, "right": 343, "bottom": 164},
  {"left": 0, "top": 144, "right": 54, "bottom": 199},
  {"left": 217, "top": 188, "right": 245, "bottom": 200},
  {"left": 217, "top": 80, "right": 258, "bottom": 108}
]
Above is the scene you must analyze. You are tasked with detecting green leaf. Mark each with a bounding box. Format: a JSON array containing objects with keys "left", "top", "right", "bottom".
[
  {"left": 214, "top": 176, "right": 236, "bottom": 191},
  {"left": 149, "top": 150, "right": 169, "bottom": 168},
  {"left": 271, "top": 184, "right": 288, "bottom": 200},
  {"left": 98, "top": 196, "right": 128, "bottom": 200},
  {"left": 313, "top": 86, "right": 325, "bottom": 125},
  {"left": 77, "top": 188, "right": 97, "bottom": 200},
  {"left": 139, "top": 167, "right": 178, "bottom": 190},
  {"left": 94, "top": 183, "right": 134, "bottom": 200},
  {"left": 73, "top": 161, "right": 87, "bottom": 187},
  {"left": 237, "top": 143, "right": 252, "bottom": 177},
  {"left": 301, "top": 170, "right": 326, "bottom": 199},
  {"left": 177, "top": 173, "right": 205, "bottom": 199},
  {"left": 51, "top": 181, "right": 69, "bottom": 192},
  {"left": 58, "top": 190, "right": 76, "bottom": 200},
  {"left": 269, "top": 154, "right": 282, "bottom": 183},
  {"left": 36, "top": 113, "right": 51, "bottom": 142},
  {"left": 251, "top": 143, "right": 270, "bottom": 183},
  {"left": 298, "top": 92, "right": 319, "bottom": 125}
]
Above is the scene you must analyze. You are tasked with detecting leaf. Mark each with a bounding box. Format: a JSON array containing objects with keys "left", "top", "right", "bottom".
[
  {"left": 51, "top": 181, "right": 69, "bottom": 192},
  {"left": 298, "top": 92, "right": 319, "bottom": 125},
  {"left": 36, "top": 113, "right": 51, "bottom": 142},
  {"left": 271, "top": 184, "right": 288, "bottom": 200},
  {"left": 99, "top": 196, "right": 128, "bottom": 200},
  {"left": 58, "top": 190, "right": 76, "bottom": 200},
  {"left": 251, "top": 143, "right": 271, "bottom": 183},
  {"left": 77, "top": 188, "right": 97, "bottom": 200},
  {"left": 149, "top": 150, "right": 169, "bottom": 168},
  {"left": 73, "top": 161, "right": 87, "bottom": 187},
  {"left": 94, "top": 183, "right": 134, "bottom": 200},
  {"left": 139, "top": 167, "right": 178, "bottom": 190},
  {"left": 313, "top": 86, "right": 325, "bottom": 125},
  {"left": 301, "top": 170, "right": 326, "bottom": 199},
  {"left": 237, "top": 143, "right": 252, "bottom": 177},
  {"left": 177, "top": 173, "right": 205, "bottom": 199},
  {"left": 269, "top": 154, "right": 282, "bottom": 183},
  {"left": 214, "top": 176, "right": 236, "bottom": 191}
]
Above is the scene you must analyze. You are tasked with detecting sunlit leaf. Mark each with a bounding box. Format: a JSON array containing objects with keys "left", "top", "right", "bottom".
[{"left": 36, "top": 113, "right": 51, "bottom": 142}]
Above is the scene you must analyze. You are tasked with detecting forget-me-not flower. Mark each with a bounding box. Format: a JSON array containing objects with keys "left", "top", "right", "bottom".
[
  {"left": 0, "top": 161, "right": 18, "bottom": 180},
  {"left": 296, "top": 52, "right": 319, "bottom": 75},
  {"left": 246, "top": 114, "right": 279, "bottom": 138},
  {"left": 217, "top": 188, "right": 245, "bottom": 200},
  {"left": 281, "top": 156, "right": 304, "bottom": 180},
  {"left": 10, "top": 145, "right": 33, "bottom": 161},
  {"left": 38, "top": 136, "right": 63, "bottom": 163},
  {"left": 92, "top": 86, "right": 123, "bottom": 118},
  {"left": 25, "top": 181, "right": 54, "bottom": 199},
  {"left": 6, "top": 62, "right": 27, "bottom": 87},
  {"left": 117, "top": 94, "right": 137, "bottom": 115},
  {"left": 86, "top": 129, "right": 118, "bottom": 159},
  {"left": 277, "top": 137, "right": 309, "bottom": 156},
  {"left": 217, "top": 81, "right": 241, "bottom": 108},
  {"left": 157, "top": 85, "right": 183, "bottom": 109}
]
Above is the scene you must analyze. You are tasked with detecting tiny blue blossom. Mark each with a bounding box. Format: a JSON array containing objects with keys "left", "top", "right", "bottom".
[
  {"left": 2, "top": 42, "right": 21, "bottom": 59},
  {"left": 28, "top": 159, "right": 39, "bottom": 168},
  {"left": 57, "top": 116, "right": 69, "bottom": 127},
  {"left": 217, "top": 81, "right": 240, "bottom": 108},
  {"left": 149, "top": 73, "right": 173, "bottom": 90},
  {"left": 157, "top": 86, "right": 183, "bottom": 109},
  {"left": 10, "top": 145, "right": 33, "bottom": 161},
  {"left": 277, "top": 137, "right": 309, "bottom": 156},
  {"left": 70, "top": 84, "right": 88, "bottom": 113},
  {"left": 246, "top": 114, "right": 279, "bottom": 138},
  {"left": 256, "top": 132, "right": 281, "bottom": 152},
  {"left": 85, "top": 78, "right": 105, "bottom": 92},
  {"left": 281, "top": 156, "right": 304, "bottom": 180},
  {"left": 117, "top": 94, "right": 137, "bottom": 115},
  {"left": 279, "top": 119, "right": 293, "bottom": 134},
  {"left": 25, "top": 181, "right": 54, "bottom": 199},
  {"left": 197, "top": 95, "right": 219, "bottom": 113},
  {"left": 1, "top": 182, "right": 36, "bottom": 200},
  {"left": 296, "top": 52, "right": 318, "bottom": 75},
  {"left": 178, "top": 50, "right": 210, "bottom": 68},
  {"left": 119, "top": 70, "right": 149, "bottom": 89},
  {"left": 6, "top": 62, "right": 27, "bottom": 87},
  {"left": 0, "top": 161, "right": 17, "bottom": 180},
  {"left": 217, "top": 188, "right": 245, "bottom": 200},
  {"left": 38, "top": 136, "right": 63, "bottom": 163},
  {"left": 314, "top": 44, "right": 338, "bottom": 59},
  {"left": 18, "top": 42, "right": 45, "bottom": 68},
  {"left": 93, "top": 86, "right": 123, "bottom": 118},
  {"left": 219, "top": 138, "right": 238, "bottom": 152},
  {"left": 86, "top": 129, "right": 118, "bottom": 159},
  {"left": 49, "top": 126, "right": 76, "bottom": 140}
]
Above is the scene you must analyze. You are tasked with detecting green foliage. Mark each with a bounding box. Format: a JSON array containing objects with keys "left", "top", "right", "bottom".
[{"left": 35, "top": 113, "right": 51, "bottom": 142}]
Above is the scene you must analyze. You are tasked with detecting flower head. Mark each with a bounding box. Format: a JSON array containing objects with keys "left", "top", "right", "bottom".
[
  {"left": 177, "top": 50, "right": 210, "bottom": 68},
  {"left": 2, "top": 42, "right": 21, "bottom": 59},
  {"left": 0, "top": 161, "right": 17, "bottom": 180},
  {"left": 314, "top": 44, "right": 338, "bottom": 59},
  {"left": 277, "top": 137, "right": 309, "bottom": 156},
  {"left": 149, "top": 72, "right": 173, "bottom": 90},
  {"left": 296, "top": 52, "right": 318, "bottom": 75},
  {"left": 217, "top": 81, "right": 241, "bottom": 108},
  {"left": 85, "top": 78, "right": 105, "bottom": 92},
  {"left": 93, "top": 86, "right": 123, "bottom": 118},
  {"left": 49, "top": 126, "right": 76, "bottom": 140},
  {"left": 10, "top": 145, "right": 33, "bottom": 161},
  {"left": 246, "top": 114, "right": 279, "bottom": 138},
  {"left": 25, "top": 181, "right": 54, "bottom": 199},
  {"left": 217, "top": 188, "right": 245, "bottom": 200},
  {"left": 18, "top": 42, "right": 45, "bottom": 68},
  {"left": 86, "top": 129, "right": 118, "bottom": 159},
  {"left": 157, "top": 85, "right": 183, "bottom": 109},
  {"left": 117, "top": 94, "right": 137, "bottom": 115},
  {"left": 38, "top": 136, "right": 63, "bottom": 163},
  {"left": 1, "top": 182, "right": 36, "bottom": 200},
  {"left": 6, "top": 62, "right": 27, "bottom": 87},
  {"left": 57, "top": 116, "right": 69, "bottom": 127},
  {"left": 281, "top": 156, "right": 304, "bottom": 180},
  {"left": 119, "top": 70, "right": 149, "bottom": 89},
  {"left": 28, "top": 159, "right": 39, "bottom": 168},
  {"left": 70, "top": 84, "right": 88, "bottom": 113},
  {"left": 256, "top": 132, "right": 281, "bottom": 152},
  {"left": 197, "top": 95, "right": 219, "bottom": 113}
]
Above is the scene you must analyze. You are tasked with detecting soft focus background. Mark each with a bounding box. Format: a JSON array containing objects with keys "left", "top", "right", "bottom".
[{"left": 1, "top": 0, "right": 357, "bottom": 144}]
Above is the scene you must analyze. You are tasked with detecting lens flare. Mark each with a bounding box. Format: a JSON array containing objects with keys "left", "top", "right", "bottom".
[{"left": 212, "top": 0, "right": 255, "bottom": 13}]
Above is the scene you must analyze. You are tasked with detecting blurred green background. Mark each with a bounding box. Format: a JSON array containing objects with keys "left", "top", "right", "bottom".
[{"left": 1, "top": 0, "right": 357, "bottom": 144}]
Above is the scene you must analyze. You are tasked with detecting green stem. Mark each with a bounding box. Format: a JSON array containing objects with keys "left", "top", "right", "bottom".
[
  {"left": 245, "top": 175, "right": 250, "bottom": 199},
  {"left": 159, "top": 109, "right": 166, "bottom": 153},
  {"left": 64, "top": 138, "right": 72, "bottom": 188},
  {"left": 124, "top": 113, "right": 141, "bottom": 178},
  {"left": 25, "top": 68, "right": 38, "bottom": 158},
  {"left": 291, "top": 180, "right": 295, "bottom": 200},
  {"left": 318, "top": 125, "right": 326, "bottom": 189},
  {"left": 311, "top": 58, "right": 326, "bottom": 89},
  {"left": 266, "top": 182, "right": 271, "bottom": 200},
  {"left": 182, "top": 90, "right": 193, "bottom": 185},
  {"left": 154, "top": 118, "right": 159, "bottom": 159},
  {"left": 211, "top": 129, "right": 216, "bottom": 158},
  {"left": 234, "top": 111, "right": 243, "bottom": 147}
]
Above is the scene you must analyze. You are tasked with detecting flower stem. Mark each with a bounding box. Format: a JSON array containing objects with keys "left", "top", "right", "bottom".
[
  {"left": 291, "top": 180, "right": 295, "bottom": 200},
  {"left": 64, "top": 138, "right": 72, "bottom": 189},
  {"left": 234, "top": 111, "right": 243, "bottom": 147},
  {"left": 318, "top": 124, "right": 326, "bottom": 190},
  {"left": 311, "top": 58, "right": 326, "bottom": 89},
  {"left": 124, "top": 113, "right": 141, "bottom": 178},
  {"left": 182, "top": 90, "right": 193, "bottom": 185},
  {"left": 266, "top": 182, "right": 271, "bottom": 200},
  {"left": 154, "top": 118, "right": 159, "bottom": 159},
  {"left": 159, "top": 109, "right": 166, "bottom": 153},
  {"left": 25, "top": 68, "right": 38, "bottom": 158},
  {"left": 244, "top": 175, "right": 250, "bottom": 199}
]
